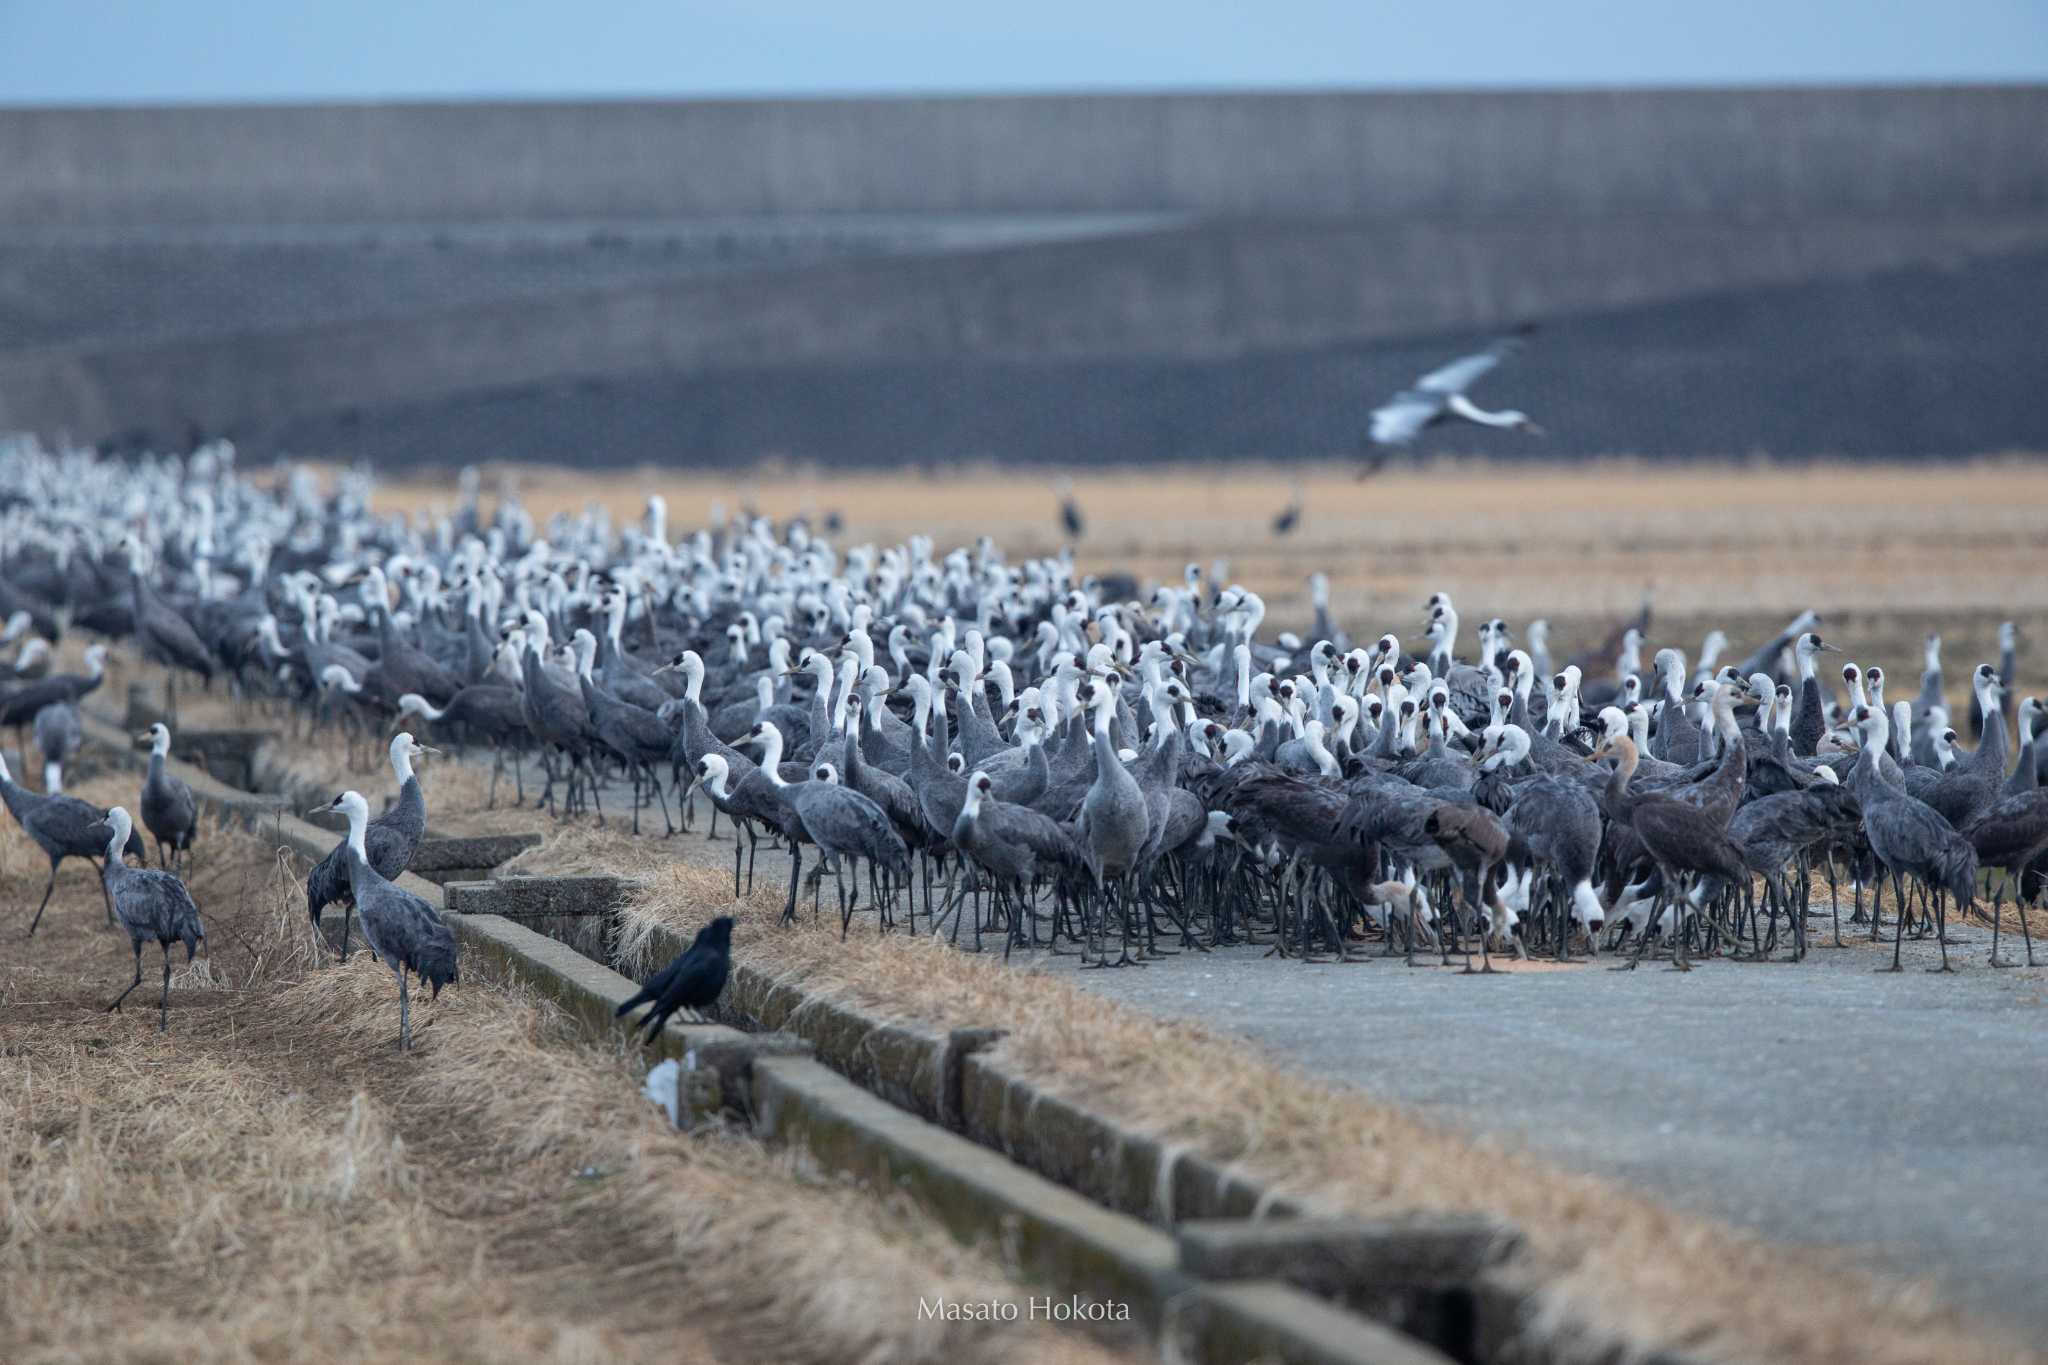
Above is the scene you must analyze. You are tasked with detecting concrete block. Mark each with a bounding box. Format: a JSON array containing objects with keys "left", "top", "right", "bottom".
[
  {"left": 751, "top": 1054, "right": 1179, "bottom": 1338},
  {"left": 1170, "top": 1281, "right": 1455, "bottom": 1365},
  {"left": 721, "top": 961, "right": 977, "bottom": 1125},
  {"left": 406, "top": 832, "right": 543, "bottom": 874},
  {"left": 958, "top": 1051, "right": 1316, "bottom": 1229},
  {"left": 1178, "top": 1214, "right": 1522, "bottom": 1291},
  {"left": 446, "top": 873, "right": 642, "bottom": 918}
]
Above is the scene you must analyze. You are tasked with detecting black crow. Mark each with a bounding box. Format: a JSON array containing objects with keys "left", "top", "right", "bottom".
[{"left": 616, "top": 916, "right": 735, "bottom": 1043}]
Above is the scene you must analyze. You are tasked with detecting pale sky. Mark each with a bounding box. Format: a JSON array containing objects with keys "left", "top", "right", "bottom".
[{"left": 2, "top": 0, "right": 2045, "bottom": 104}]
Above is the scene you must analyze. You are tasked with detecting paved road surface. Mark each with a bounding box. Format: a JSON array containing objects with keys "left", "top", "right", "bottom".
[{"left": 1034, "top": 931, "right": 2048, "bottom": 1340}]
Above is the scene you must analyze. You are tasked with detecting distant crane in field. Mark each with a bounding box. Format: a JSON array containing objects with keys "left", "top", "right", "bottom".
[
  {"left": 1368, "top": 325, "right": 1544, "bottom": 454},
  {"left": 1054, "top": 477, "right": 1085, "bottom": 539},
  {"left": 92, "top": 806, "right": 205, "bottom": 1032}
]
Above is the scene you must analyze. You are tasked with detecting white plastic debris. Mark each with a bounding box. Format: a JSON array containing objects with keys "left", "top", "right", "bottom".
[{"left": 643, "top": 1058, "right": 681, "bottom": 1127}]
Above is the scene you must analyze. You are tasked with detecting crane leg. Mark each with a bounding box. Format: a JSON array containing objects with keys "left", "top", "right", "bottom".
[
  {"left": 651, "top": 764, "right": 675, "bottom": 837},
  {"left": 106, "top": 942, "right": 144, "bottom": 1013},
  {"left": 339, "top": 903, "right": 354, "bottom": 963},
  {"left": 27, "top": 864, "right": 58, "bottom": 936},
  {"left": 1930, "top": 887, "right": 1955, "bottom": 973},
  {"left": 1883, "top": 871, "right": 1907, "bottom": 972},
  {"left": 1989, "top": 876, "right": 2012, "bottom": 967},
  {"left": 159, "top": 943, "right": 173, "bottom": 1031},
  {"left": 396, "top": 965, "right": 411, "bottom": 1051},
  {"left": 782, "top": 844, "right": 803, "bottom": 925}
]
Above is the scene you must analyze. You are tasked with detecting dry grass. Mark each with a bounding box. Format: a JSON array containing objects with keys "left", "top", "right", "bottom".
[
  {"left": 0, "top": 790, "right": 1137, "bottom": 1365},
  {"left": 620, "top": 863, "right": 2039, "bottom": 1365}
]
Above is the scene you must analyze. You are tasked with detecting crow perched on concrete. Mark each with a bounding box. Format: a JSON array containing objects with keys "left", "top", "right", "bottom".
[{"left": 616, "top": 916, "right": 735, "bottom": 1044}]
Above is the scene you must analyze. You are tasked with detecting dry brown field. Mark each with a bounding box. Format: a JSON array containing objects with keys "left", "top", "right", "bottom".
[{"left": 0, "top": 768, "right": 1130, "bottom": 1365}]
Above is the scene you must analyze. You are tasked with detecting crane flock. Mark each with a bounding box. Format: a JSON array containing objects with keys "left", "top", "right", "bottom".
[{"left": 3, "top": 435, "right": 2046, "bottom": 1052}]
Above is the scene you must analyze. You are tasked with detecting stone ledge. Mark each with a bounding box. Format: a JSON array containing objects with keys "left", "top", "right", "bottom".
[{"left": 1178, "top": 1214, "right": 1522, "bottom": 1292}]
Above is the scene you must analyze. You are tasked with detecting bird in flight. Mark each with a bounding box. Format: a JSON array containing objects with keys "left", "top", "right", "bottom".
[{"left": 1365, "top": 325, "right": 1544, "bottom": 466}]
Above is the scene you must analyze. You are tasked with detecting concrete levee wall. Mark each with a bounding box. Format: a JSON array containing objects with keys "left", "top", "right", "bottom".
[{"left": 5, "top": 87, "right": 2045, "bottom": 226}]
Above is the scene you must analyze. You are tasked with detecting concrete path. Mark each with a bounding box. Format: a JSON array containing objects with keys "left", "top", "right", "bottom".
[{"left": 1034, "top": 931, "right": 2048, "bottom": 1340}]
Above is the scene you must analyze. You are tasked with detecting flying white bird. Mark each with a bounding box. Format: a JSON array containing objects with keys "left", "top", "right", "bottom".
[{"left": 1367, "top": 325, "right": 1544, "bottom": 455}]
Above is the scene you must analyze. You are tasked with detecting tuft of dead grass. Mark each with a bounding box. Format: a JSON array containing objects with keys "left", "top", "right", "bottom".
[{"left": 620, "top": 862, "right": 2040, "bottom": 1365}]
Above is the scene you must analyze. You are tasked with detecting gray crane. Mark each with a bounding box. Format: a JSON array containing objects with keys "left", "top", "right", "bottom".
[
  {"left": 755, "top": 726, "right": 909, "bottom": 931},
  {"left": 1846, "top": 709, "right": 1978, "bottom": 973},
  {"left": 694, "top": 753, "right": 802, "bottom": 898},
  {"left": 954, "top": 769, "right": 1090, "bottom": 953},
  {"left": 307, "top": 732, "right": 432, "bottom": 961},
  {"left": 0, "top": 747, "right": 143, "bottom": 934},
  {"left": 1788, "top": 632, "right": 1840, "bottom": 757},
  {"left": 314, "top": 791, "right": 459, "bottom": 1050},
  {"left": 1922, "top": 665, "right": 2009, "bottom": 830},
  {"left": 89, "top": 806, "right": 205, "bottom": 1032},
  {"left": 1592, "top": 735, "right": 1748, "bottom": 970},
  {"left": 137, "top": 721, "right": 198, "bottom": 868},
  {"left": 518, "top": 613, "right": 603, "bottom": 821},
  {"left": 1962, "top": 785, "right": 2048, "bottom": 968},
  {"left": 33, "top": 700, "right": 80, "bottom": 792},
  {"left": 0, "top": 644, "right": 107, "bottom": 756},
  {"left": 1075, "top": 681, "right": 1151, "bottom": 966},
  {"left": 123, "top": 536, "right": 215, "bottom": 727},
  {"left": 573, "top": 631, "right": 677, "bottom": 834},
  {"left": 1489, "top": 728, "right": 1606, "bottom": 959},
  {"left": 1727, "top": 778, "right": 1863, "bottom": 957},
  {"left": 397, "top": 684, "right": 530, "bottom": 806}
]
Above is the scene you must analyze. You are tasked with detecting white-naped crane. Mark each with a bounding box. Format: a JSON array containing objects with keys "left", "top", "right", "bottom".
[{"left": 1367, "top": 324, "right": 1543, "bottom": 451}]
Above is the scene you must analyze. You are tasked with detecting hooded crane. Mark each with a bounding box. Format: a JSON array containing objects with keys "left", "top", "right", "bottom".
[
  {"left": 306, "top": 732, "right": 432, "bottom": 961},
  {"left": 137, "top": 722, "right": 198, "bottom": 869},
  {"left": 764, "top": 754, "right": 910, "bottom": 934},
  {"left": 91, "top": 807, "right": 205, "bottom": 1032},
  {"left": 0, "top": 643, "right": 108, "bottom": 756},
  {"left": 0, "top": 747, "right": 143, "bottom": 934},
  {"left": 315, "top": 791, "right": 459, "bottom": 1050},
  {"left": 1592, "top": 734, "right": 1748, "bottom": 971},
  {"left": 33, "top": 701, "right": 80, "bottom": 792},
  {"left": 123, "top": 536, "right": 215, "bottom": 727},
  {"left": 1846, "top": 708, "right": 1978, "bottom": 973}
]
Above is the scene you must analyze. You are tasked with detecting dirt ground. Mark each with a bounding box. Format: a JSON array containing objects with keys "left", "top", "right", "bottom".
[{"left": 0, "top": 771, "right": 1131, "bottom": 1365}]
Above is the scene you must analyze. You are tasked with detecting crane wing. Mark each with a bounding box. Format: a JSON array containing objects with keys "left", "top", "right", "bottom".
[
  {"left": 1413, "top": 326, "right": 1534, "bottom": 396},
  {"left": 1368, "top": 391, "right": 1441, "bottom": 446}
]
